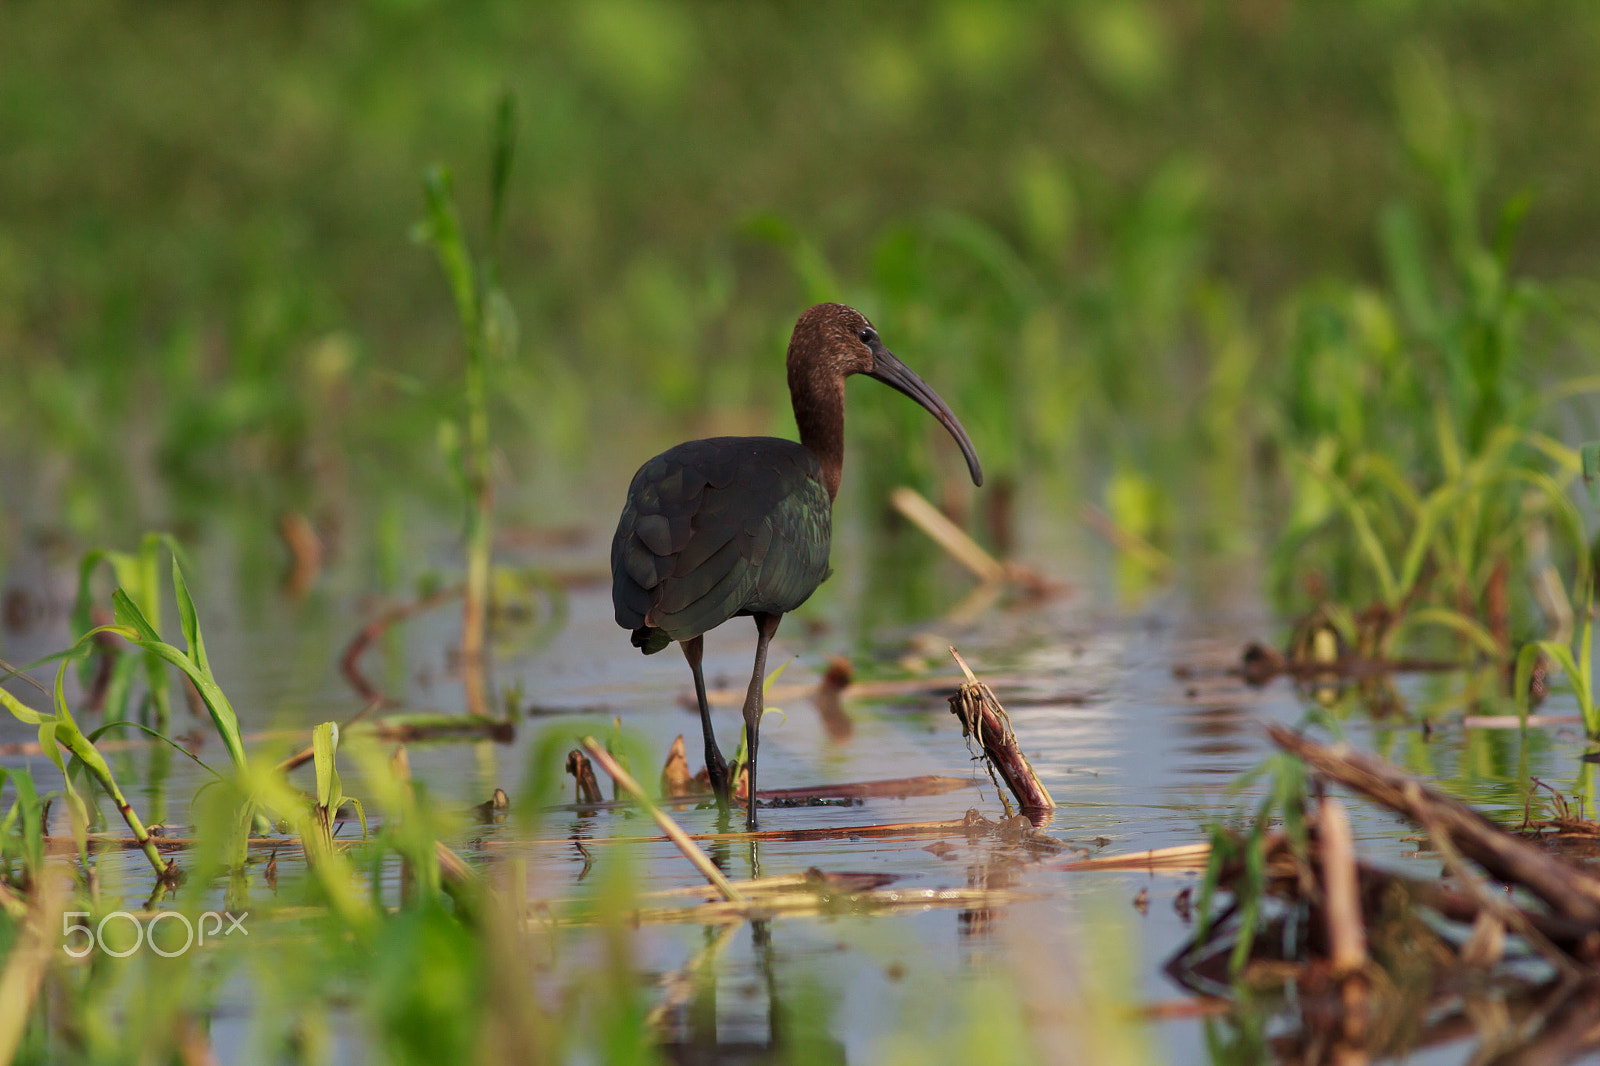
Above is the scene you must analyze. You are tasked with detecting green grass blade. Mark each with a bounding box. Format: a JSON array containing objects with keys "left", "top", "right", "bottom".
[
  {"left": 1537, "top": 376, "right": 1600, "bottom": 411},
  {"left": 107, "top": 588, "right": 248, "bottom": 772},
  {"left": 1395, "top": 488, "right": 1450, "bottom": 599},
  {"left": 1492, "top": 466, "right": 1590, "bottom": 596},
  {"left": 314, "top": 722, "right": 341, "bottom": 810},
  {"left": 421, "top": 165, "right": 479, "bottom": 338},
  {"left": 0, "top": 685, "right": 52, "bottom": 726},
  {"left": 1523, "top": 431, "right": 1581, "bottom": 476},
  {"left": 1585, "top": 441, "right": 1600, "bottom": 506},
  {"left": 344, "top": 796, "right": 369, "bottom": 840},
  {"left": 143, "top": 642, "right": 248, "bottom": 772},
  {"left": 1391, "top": 606, "right": 1504, "bottom": 660},
  {"left": 1295, "top": 452, "right": 1399, "bottom": 605},
  {"left": 36, "top": 721, "right": 89, "bottom": 863},
  {"left": 52, "top": 714, "right": 172, "bottom": 877},
  {"left": 1433, "top": 401, "right": 1463, "bottom": 481},
  {"left": 1362, "top": 454, "right": 1423, "bottom": 515},
  {"left": 1582, "top": 585, "right": 1595, "bottom": 731},
  {"left": 85, "top": 721, "right": 222, "bottom": 780},
  {"left": 172, "top": 558, "right": 210, "bottom": 676},
  {"left": 111, "top": 588, "right": 162, "bottom": 643},
  {"left": 488, "top": 90, "right": 517, "bottom": 247},
  {"left": 9, "top": 769, "right": 43, "bottom": 877}
]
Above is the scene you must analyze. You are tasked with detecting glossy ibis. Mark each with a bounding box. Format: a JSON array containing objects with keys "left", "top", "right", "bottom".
[{"left": 611, "top": 303, "right": 983, "bottom": 828}]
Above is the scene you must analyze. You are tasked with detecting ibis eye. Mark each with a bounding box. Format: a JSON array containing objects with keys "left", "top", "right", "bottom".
[{"left": 858, "top": 328, "right": 876, "bottom": 344}]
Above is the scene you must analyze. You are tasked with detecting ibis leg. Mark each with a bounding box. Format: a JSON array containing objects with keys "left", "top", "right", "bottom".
[
  {"left": 682, "top": 636, "right": 729, "bottom": 806},
  {"left": 741, "top": 612, "right": 782, "bottom": 830}
]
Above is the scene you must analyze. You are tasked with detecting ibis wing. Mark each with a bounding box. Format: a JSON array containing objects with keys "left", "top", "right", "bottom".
[{"left": 611, "top": 437, "right": 832, "bottom": 648}]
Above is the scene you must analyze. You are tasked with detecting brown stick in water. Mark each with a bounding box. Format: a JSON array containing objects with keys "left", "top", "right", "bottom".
[
  {"left": 339, "top": 585, "right": 463, "bottom": 704},
  {"left": 948, "top": 648, "right": 1054, "bottom": 814},
  {"left": 565, "top": 750, "right": 604, "bottom": 805},
  {"left": 1269, "top": 724, "right": 1600, "bottom": 926}
]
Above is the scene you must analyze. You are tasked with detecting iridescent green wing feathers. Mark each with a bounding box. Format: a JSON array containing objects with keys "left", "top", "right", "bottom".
[{"left": 611, "top": 437, "right": 832, "bottom": 652}]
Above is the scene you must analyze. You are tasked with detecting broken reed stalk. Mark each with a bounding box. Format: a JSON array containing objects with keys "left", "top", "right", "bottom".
[
  {"left": 579, "top": 737, "right": 745, "bottom": 904},
  {"left": 1318, "top": 796, "right": 1367, "bottom": 976},
  {"left": 565, "top": 750, "right": 603, "bottom": 804},
  {"left": 576, "top": 881, "right": 1048, "bottom": 929},
  {"left": 890, "top": 487, "right": 1006, "bottom": 584},
  {"left": 1056, "top": 843, "right": 1213, "bottom": 873},
  {"left": 1267, "top": 724, "right": 1600, "bottom": 926},
  {"left": 435, "top": 840, "right": 481, "bottom": 897},
  {"left": 1317, "top": 799, "right": 1370, "bottom": 1047},
  {"left": 948, "top": 648, "right": 1054, "bottom": 813}
]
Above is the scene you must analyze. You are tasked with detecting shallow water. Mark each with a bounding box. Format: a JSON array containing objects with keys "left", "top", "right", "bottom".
[{"left": 2, "top": 512, "right": 1593, "bottom": 1063}]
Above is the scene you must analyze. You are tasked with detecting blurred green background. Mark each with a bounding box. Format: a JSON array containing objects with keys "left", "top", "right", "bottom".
[{"left": 5, "top": 0, "right": 1600, "bottom": 619}]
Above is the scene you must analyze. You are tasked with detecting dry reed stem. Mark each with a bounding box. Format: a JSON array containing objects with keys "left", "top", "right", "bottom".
[
  {"left": 579, "top": 737, "right": 744, "bottom": 904},
  {"left": 890, "top": 487, "right": 1006, "bottom": 583},
  {"left": 949, "top": 648, "right": 1055, "bottom": 812},
  {"left": 1462, "top": 714, "right": 1583, "bottom": 729},
  {"left": 435, "top": 840, "right": 480, "bottom": 893},
  {"left": 567, "top": 884, "right": 1048, "bottom": 928},
  {"left": 1135, "top": 998, "right": 1234, "bottom": 1020},
  {"left": 1405, "top": 780, "right": 1584, "bottom": 978},
  {"left": 1268, "top": 724, "right": 1600, "bottom": 925},
  {"left": 1319, "top": 796, "right": 1368, "bottom": 976},
  {"left": 1055, "top": 842, "right": 1212, "bottom": 873},
  {"left": 630, "top": 872, "right": 893, "bottom": 902}
]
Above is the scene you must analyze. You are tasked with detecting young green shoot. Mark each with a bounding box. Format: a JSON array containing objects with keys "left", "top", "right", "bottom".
[{"left": 418, "top": 91, "right": 519, "bottom": 718}]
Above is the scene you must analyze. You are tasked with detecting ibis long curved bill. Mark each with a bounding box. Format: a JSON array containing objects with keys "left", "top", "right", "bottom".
[{"left": 866, "top": 344, "right": 985, "bottom": 487}]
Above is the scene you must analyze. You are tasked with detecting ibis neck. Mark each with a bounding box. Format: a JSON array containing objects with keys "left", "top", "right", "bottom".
[{"left": 791, "top": 375, "right": 845, "bottom": 501}]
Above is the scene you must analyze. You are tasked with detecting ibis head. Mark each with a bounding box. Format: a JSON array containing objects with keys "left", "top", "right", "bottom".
[{"left": 786, "top": 303, "right": 984, "bottom": 496}]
